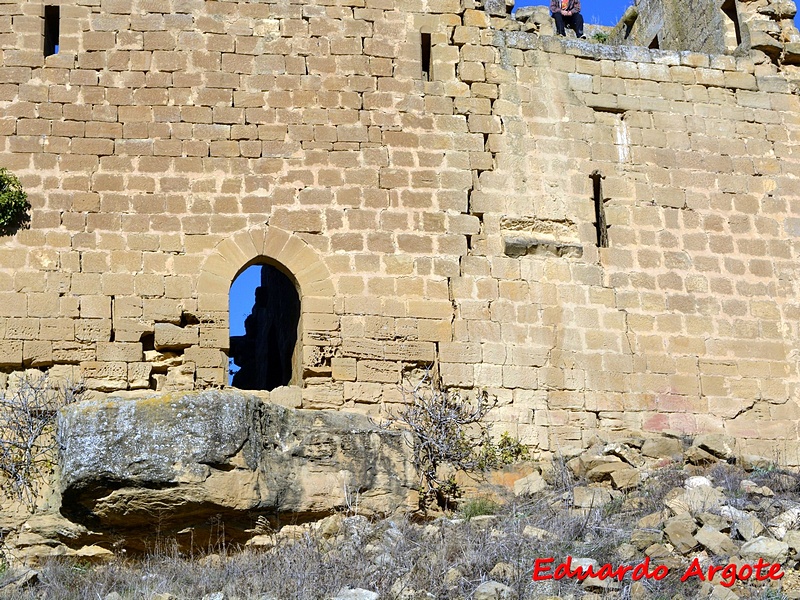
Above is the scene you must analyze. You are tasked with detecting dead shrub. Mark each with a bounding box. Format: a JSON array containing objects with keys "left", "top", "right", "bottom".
[
  {"left": 0, "top": 374, "right": 83, "bottom": 511},
  {"left": 381, "top": 369, "right": 527, "bottom": 510}
]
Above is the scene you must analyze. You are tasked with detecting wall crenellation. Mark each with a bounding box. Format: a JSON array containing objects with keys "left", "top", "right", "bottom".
[{"left": 0, "top": 0, "right": 800, "bottom": 462}]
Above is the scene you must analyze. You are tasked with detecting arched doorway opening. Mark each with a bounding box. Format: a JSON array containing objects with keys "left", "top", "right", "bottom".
[{"left": 229, "top": 263, "right": 301, "bottom": 391}]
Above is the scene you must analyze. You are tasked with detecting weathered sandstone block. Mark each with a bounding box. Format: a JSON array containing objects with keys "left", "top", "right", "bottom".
[{"left": 58, "top": 390, "right": 416, "bottom": 551}]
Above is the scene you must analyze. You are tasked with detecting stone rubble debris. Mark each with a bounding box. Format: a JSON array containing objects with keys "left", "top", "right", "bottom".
[{"left": 2, "top": 431, "right": 800, "bottom": 599}]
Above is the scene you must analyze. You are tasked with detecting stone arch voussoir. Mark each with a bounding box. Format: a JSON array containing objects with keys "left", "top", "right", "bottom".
[{"left": 197, "top": 226, "right": 336, "bottom": 388}]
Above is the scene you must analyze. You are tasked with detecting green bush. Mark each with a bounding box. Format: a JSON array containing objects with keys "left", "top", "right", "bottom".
[
  {"left": 479, "top": 431, "right": 530, "bottom": 468},
  {"left": 459, "top": 497, "right": 499, "bottom": 520},
  {"left": 0, "top": 168, "right": 30, "bottom": 235}
]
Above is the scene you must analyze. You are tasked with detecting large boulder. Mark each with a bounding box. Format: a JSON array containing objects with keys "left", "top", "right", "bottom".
[{"left": 58, "top": 390, "right": 416, "bottom": 551}]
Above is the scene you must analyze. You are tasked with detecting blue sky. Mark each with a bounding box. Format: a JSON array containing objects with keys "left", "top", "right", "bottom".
[
  {"left": 516, "top": 0, "right": 634, "bottom": 26},
  {"left": 229, "top": 265, "right": 261, "bottom": 382},
  {"left": 230, "top": 266, "right": 260, "bottom": 339}
]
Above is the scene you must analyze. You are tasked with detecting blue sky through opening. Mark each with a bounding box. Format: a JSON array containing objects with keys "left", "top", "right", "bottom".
[
  {"left": 229, "top": 265, "right": 262, "bottom": 382},
  {"left": 230, "top": 265, "right": 261, "bottom": 338}
]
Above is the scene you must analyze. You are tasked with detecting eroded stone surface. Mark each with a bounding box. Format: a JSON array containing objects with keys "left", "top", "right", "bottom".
[{"left": 58, "top": 390, "right": 416, "bottom": 551}]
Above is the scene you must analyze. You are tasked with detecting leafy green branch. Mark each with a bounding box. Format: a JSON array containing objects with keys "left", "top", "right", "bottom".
[{"left": 0, "top": 168, "right": 30, "bottom": 235}]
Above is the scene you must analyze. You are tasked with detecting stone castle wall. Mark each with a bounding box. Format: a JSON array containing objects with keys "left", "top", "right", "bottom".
[
  {"left": 604, "top": 0, "right": 800, "bottom": 59},
  {"left": 2, "top": 0, "right": 800, "bottom": 462}
]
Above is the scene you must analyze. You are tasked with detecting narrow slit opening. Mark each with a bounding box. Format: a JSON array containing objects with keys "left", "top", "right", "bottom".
[
  {"left": 421, "top": 32, "right": 432, "bottom": 81},
  {"left": 621, "top": 8, "right": 638, "bottom": 40},
  {"left": 44, "top": 5, "right": 60, "bottom": 57},
  {"left": 591, "top": 170, "right": 609, "bottom": 248}
]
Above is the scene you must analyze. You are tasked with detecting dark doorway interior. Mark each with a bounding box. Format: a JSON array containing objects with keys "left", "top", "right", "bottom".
[{"left": 229, "top": 264, "right": 300, "bottom": 391}]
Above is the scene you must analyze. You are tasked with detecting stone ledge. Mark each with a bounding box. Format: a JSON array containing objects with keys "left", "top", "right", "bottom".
[{"left": 503, "top": 235, "right": 583, "bottom": 259}]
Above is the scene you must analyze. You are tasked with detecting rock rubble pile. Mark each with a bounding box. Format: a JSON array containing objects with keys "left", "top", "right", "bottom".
[{"left": 3, "top": 432, "right": 800, "bottom": 599}]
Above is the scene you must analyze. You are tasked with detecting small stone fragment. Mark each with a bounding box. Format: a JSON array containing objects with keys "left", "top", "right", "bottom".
[
  {"left": 514, "top": 471, "right": 547, "bottom": 496},
  {"left": 664, "top": 514, "right": 699, "bottom": 554},
  {"left": 489, "top": 561, "right": 516, "bottom": 580},
  {"left": 695, "top": 525, "right": 738, "bottom": 556},
  {"left": 697, "top": 512, "right": 731, "bottom": 532},
  {"left": 710, "top": 584, "right": 740, "bottom": 600},
  {"left": 630, "top": 580, "right": 652, "bottom": 600},
  {"left": 768, "top": 507, "right": 800, "bottom": 539},
  {"left": 685, "top": 446, "right": 717, "bottom": 465},
  {"left": 631, "top": 512, "right": 664, "bottom": 549},
  {"left": 719, "top": 506, "right": 765, "bottom": 541},
  {"left": 740, "top": 480, "right": 774, "bottom": 497},
  {"left": 330, "top": 589, "right": 380, "bottom": 600},
  {"left": 641, "top": 437, "right": 683, "bottom": 459},
  {"left": 473, "top": 581, "right": 517, "bottom": 600},
  {"left": 74, "top": 545, "right": 114, "bottom": 563},
  {"left": 693, "top": 434, "right": 735, "bottom": 460},
  {"left": 522, "top": 525, "right": 551, "bottom": 540},
  {"left": 740, "top": 536, "right": 789, "bottom": 563},
  {"left": 611, "top": 467, "right": 641, "bottom": 490},
  {"left": 573, "top": 487, "right": 613, "bottom": 509},
  {"left": 785, "top": 530, "right": 800, "bottom": 556},
  {"left": 605, "top": 443, "right": 646, "bottom": 467}
]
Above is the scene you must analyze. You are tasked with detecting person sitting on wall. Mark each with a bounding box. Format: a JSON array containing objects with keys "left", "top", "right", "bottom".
[{"left": 551, "top": 0, "right": 585, "bottom": 39}]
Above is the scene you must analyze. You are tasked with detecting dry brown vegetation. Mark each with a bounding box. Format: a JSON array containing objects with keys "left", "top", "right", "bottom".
[{"left": 1, "top": 457, "right": 797, "bottom": 600}]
